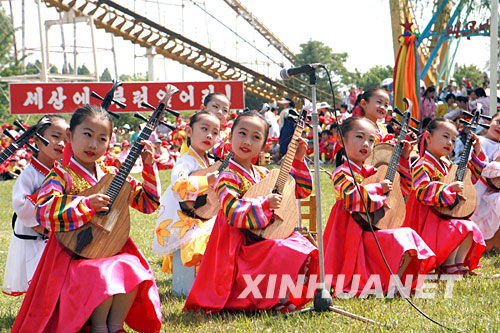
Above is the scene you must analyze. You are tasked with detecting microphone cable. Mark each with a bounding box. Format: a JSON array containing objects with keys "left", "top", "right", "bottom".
[{"left": 321, "top": 67, "right": 456, "bottom": 331}]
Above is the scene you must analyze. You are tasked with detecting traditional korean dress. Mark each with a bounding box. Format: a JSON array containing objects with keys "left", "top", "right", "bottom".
[
  {"left": 12, "top": 157, "right": 162, "bottom": 333},
  {"left": 3, "top": 157, "right": 51, "bottom": 296},
  {"left": 470, "top": 137, "right": 500, "bottom": 240},
  {"left": 323, "top": 160, "right": 436, "bottom": 296},
  {"left": 153, "top": 147, "right": 216, "bottom": 272},
  {"left": 403, "top": 151, "right": 487, "bottom": 270},
  {"left": 184, "top": 158, "right": 318, "bottom": 313},
  {"left": 374, "top": 121, "right": 395, "bottom": 144}
]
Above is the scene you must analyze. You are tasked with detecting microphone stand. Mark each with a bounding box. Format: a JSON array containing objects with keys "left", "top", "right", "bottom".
[{"left": 282, "top": 68, "right": 388, "bottom": 328}]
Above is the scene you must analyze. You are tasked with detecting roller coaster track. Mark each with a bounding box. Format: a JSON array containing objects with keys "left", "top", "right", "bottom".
[
  {"left": 221, "top": 0, "right": 296, "bottom": 64},
  {"left": 41, "top": 0, "right": 333, "bottom": 104}
]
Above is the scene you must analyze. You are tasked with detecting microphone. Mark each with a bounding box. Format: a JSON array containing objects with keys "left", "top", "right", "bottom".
[{"left": 280, "top": 63, "right": 323, "bottom": 80}]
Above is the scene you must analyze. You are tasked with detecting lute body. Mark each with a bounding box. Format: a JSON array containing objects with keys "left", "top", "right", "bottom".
[
  {"left": 431, "top": 164, "right": 477, "bottom": 219},
  {"left": 56, "top": 174, "right": 132, "bottom": 258},
  {"left": 351, "top": 165, "right": 406, "bottom": 229}
]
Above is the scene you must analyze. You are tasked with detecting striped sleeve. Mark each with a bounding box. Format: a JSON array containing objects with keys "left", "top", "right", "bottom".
[
  {"left": 290, "top": 158, "right": 313, "bottom": 199},
  {"left": 35, "top": 168, "right": 94, "bottom": 232},
  {"left": 467, "top": 149, "right": 486, "bottom": 184},
  {"left": 215, "top": 171, "right": 273, "bottom": 229},
  {"left": 332, "top": 167, "right": 385, "bottom": 213},
  {"left": 397, "top": 156, "right": 413, "bottom": 196},
  {"left": 128, "top": 163, "right": 161, "bottom": 214},
  {"left": 413, "top": 160, "right": 457, "bottom": 207}
]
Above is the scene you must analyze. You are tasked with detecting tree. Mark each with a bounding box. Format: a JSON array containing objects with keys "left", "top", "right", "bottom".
[
  {"left": 78, "top": 64, "right": 91, "bottom": 75},
  {"left": 453, "top": 64, "right": 484, "bottom": 88},
  {"left": 0, "top": 7, "right": 23, "bottom": 124},
  {"left": 293, "top": 40, "right": 350, "bottom": 93},
  {"left": 100, "top": 68, "right": 112, "bottom": 82},
  {"left": 349, "top": 65, "right": 394, "bottom": 90}
]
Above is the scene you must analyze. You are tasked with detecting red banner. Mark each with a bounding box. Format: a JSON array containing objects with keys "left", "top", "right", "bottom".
[{"left": 9, "top": 81, "right": 245, "bottom": 115}]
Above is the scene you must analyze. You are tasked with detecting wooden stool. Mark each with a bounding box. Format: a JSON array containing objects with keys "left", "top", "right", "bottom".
[
  {"left": 172, "top": 250, "right": 196, "bottom": 297},
  {"left": 296, "top": 194, "right": 318, "bottom": 246}
]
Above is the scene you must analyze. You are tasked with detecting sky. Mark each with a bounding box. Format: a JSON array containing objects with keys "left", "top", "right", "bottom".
[{"left": 4, "top": 0, "right": 494, "bottom": 84}]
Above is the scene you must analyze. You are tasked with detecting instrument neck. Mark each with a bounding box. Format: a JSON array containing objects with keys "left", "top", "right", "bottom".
[
  {"left": 385, "top": 128, "right": 408, "bottom": 182},
  {"left": 456, "top": 129, "right": 474, "bottom": 181},
  {"left": 0, "top": 145, "right": 18, "bottom": 165},
  {"left": 275, "top": 124, "right": 303, "bottom": 193}
]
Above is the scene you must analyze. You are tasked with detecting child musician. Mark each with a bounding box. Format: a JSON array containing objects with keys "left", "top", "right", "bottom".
[
  {"left": 323, "top": 117, "right": 436, "bottom": 295},
  {"left": 153, "top": 111, "right": 220, "bottom": 273},
  {"left": 404, "top": 118, "right": 486, "bottom": 275},
  {"left": 184, "top": 111, "right": 318, "bottom": 313},
  {"left": 13, "top": 105, "right": 163, "bottom": 333}
]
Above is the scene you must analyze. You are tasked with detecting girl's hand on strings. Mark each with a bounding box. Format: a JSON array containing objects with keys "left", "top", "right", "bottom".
[
  {"left": 401, "top": 140, "right": 413, "bottom": 160},
  {"left": 471, "top": 133, "right": 482, "bottom": 155},
  {"left": 267, "top": 193, "right": 283, "bottom": 209},
  {"left": 449, "top": 181, "right": 464, "bottom": 193},
  {"left": 88, "top": 194, "right": 111, "bottom": 212},
  {"left": 294, "top": 137, "right": 308, "bottom": 162},
  {"left": 140, "top": 140, "right": 155, "bottom": 166},
  {"left": 207, "top": 171, "right": 219, "bottom": 186},
  {"left": 380, "top": 179, "right": 393, "bottom": 194}
]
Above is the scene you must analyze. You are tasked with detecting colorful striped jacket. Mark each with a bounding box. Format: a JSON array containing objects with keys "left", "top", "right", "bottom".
[
  {"left": 332, "top": 158, "right": 412, "bottom": 213},
  {"left": 412, "top": 150, "right": 486, "bottom": 207},
  {"left": 216, "top": 158, "right": 312, "bottom": 229},
  {"left": 36, "top": 157, "right": 160, "bottom": 232}
]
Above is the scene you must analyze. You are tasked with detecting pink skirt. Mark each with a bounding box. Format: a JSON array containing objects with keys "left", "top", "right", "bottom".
[
  {"left": 404, "top": 192, "right": 486, "bottom": 269},
  {"left": 12, "top": 235, "right": 162, "bottom": 333},
  {"left": 323, "top": 200, "right": 436, "bottom": 296}
]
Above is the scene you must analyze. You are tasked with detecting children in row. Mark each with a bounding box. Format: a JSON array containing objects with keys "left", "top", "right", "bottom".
[{"left": 13, "top": 105, "right": 163, "bottom": 332}]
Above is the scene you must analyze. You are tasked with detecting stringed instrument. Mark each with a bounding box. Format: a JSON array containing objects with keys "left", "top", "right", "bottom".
[
  {"left": 0, "top": 118, "right": 50, "bottom": 165},
  {"left": 56, "top": 85, "right": 179, "bottom": 259},
  {"left": 179, "top": 151, "right": 234, "bottom": 220},
  {"left": 351, "top": 101, "right": 413, "bottom": 230},
  {"left": 432, "top": 108, "right": 487, "bottom": 220},
  {"left": 245, "top": 109, "right": 307, "bottom": 240}
]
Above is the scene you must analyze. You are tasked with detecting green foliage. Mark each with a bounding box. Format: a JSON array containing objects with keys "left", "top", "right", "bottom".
[
  {"left": 294, "top": 40, "right": 350, "bottom": 92},
  {"left": 349, "top": 65, "right": 394, "bottom": 90},
  {"left": 100, "top": 68, "right": 112, "bottom": 82},
  {"left": 119, "top": 73, "right": 148, "bottom": 82},
  {"left": 77, "top": 64, "right": 91, "bottom": 75},
  {"left": 453, "top": 64, "right": 484, "bottom": 88}
]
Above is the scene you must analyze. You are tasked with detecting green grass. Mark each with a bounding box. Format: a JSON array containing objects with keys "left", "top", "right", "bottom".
[{"left": 0, "top": 166, "right": 499, "bottom": 332}]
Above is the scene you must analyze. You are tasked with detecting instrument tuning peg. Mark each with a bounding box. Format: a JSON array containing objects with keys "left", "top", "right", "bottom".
[
  {"left": 287, "top": 115, "right": 298, "bottom": 123},
  {"left": 462, "top": 111, "right": 473, "bottom": 118},
  {"left": 305, "top": 122, "right": 313, "bottom": 129},
  {"left": 13, "top": 120, "right": 27, "bottom": 132},
  {"left": 165, "top": 108, "right": 180, "bottom": 118},
  {"left": 409, "top": 126, "right": 420, "bottom": 135},
  {"left": 112, "top": 99, "right": 126, "bottom": 110},
  {"left": 107, "top": 110, "right": 120, "bottom": 119},
  {"left": 3, "top": 129, "right": 16, "bottom": 140},
  {"left": 459, "top": 119, "right": 471, "bottom": 126},
  {"left": 141, "top": 101, "right": 155, "bottom": 111},
  {"left": 134, "top": 112, "right": 148, "bottom": 122},
  {"left": 91, "top": 91, "right": 105, "bottom": 102},
  {"left": 27, "top": 143, "right": 39, "bottom": 154},
  {"left": 390, "top": 117, "right": 401, "bottom": 127},
  {"left": 35, "top": 133, "right": 50, "bottom": 146},
  {"left": 161, "top": 121, "right": 176, "bottom": 131},
  {"left": 480, "top": 123, "right": 490, "bottom": 129},
  {"left": 480, "top": 114, "right": 492, "bottom": 121},
  {"left": 393, "top": 108, "right": 403, "bottom": 117}
]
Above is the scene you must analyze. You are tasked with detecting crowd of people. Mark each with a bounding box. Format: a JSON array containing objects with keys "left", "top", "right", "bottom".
[{"left": 1, "top": 80, "right": 500, "bottom": 332}]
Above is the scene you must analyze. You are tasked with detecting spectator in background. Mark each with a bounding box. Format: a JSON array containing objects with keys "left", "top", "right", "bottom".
[
  {"left": 420, "top": 86, "right": 437, "bottom": 121},
  {"left": 264, "top": 106, "right": 280, "bottom": 138},
  {"left": 436, "top": 93, "right": 457, "bottom": 118},
  {"left": 444, "top": 96, "right": 468, "bottom": 122},
  {"left": 459, "top": 83, "right": 467, "bottom": 97},
  {"left": 122, "top": 124, "right": 131, "bottom": 141}
]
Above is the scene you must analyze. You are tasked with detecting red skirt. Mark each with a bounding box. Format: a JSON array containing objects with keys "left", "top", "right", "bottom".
[
  {"left": 12, "top": 235, "right": 162, "bottom": 333},
  {"left": 323, "top": 200, "right": 436, "bottom": 296},
  {"left": 404, "top": 192, "right": 486, "bottom": 269},
  {"left": 184, "top": 211, "right": 319, "bottom": 313}
]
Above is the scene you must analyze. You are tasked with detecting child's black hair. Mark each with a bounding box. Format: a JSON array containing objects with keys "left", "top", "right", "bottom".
[
  {"left": 474, "top": 87, "right": 486, "bottom": 98},
  {"left": 187, "top": 111, "right": 221, "bottom": 146},
  {"left": 334, "top": 116, "right": 377, "bottom": 166},
  {"left": 231, "top": 110, "right": 270, "bottom": 147},
  {"left": 69, "top": 104, "right": 113, "bottom": 137},
  {"left": 352, "top": 88, "right": 387, "bottom": 113},
  {"left": 422, "top": 86, "right": 436, "bottom": 99},
  {"left": 418, "top": 117, "right": 457, "bottom": 156},
  {"left": 456, "top": 96, "right": 468, "bottom": 104},
  {"left": 37, "top": 114, "right": 67, "bottom": 137},
  {"left": 203, "top": 92, "right": 229, "bottom": 106},
  {"left": 445, "top": 93, "right": 456, "bottom": 102}
]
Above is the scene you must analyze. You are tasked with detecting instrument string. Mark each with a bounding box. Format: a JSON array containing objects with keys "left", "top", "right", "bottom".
[{"left": 323, "top": 69, "right": 455, "bottom": 331}]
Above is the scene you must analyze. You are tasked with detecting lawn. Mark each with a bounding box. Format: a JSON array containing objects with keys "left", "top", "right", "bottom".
[{"left": 0, "top": 166, "right": 498, "bottom": 332}]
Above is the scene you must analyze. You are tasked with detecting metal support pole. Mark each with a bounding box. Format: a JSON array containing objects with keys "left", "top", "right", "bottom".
[
  {"left": 37, "top": 0, "right": 47, "bottom": 82},
  {"left": 490, "top": 0, "right": 499, "bottom": 116}
]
